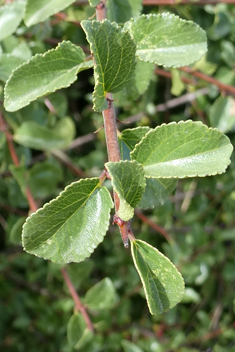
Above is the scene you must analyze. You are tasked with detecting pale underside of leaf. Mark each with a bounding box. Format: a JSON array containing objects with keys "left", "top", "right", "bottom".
[
  {"left": 105, "top": 160, "right": 146, "bottom": 221},
  {"left": 22, "top": 178, "right": 113, "bottom": 264},
  {"left": 125, "top": 13, "right": 207, "bottom": 68},
  {"left": 4, "top": 41, "right": 92, "bottom": 112},
  {"left": 131, "top": 120, "right": 233, "bottom": 178},
  {"left": 131, "top": 239, "right": 185, "bottom": 315},
  {"left": 81, "top": 20, "right": 136, "bottom": 112},
  {"left": 24, "top": 0, "right": 75, "bottom": 27}
]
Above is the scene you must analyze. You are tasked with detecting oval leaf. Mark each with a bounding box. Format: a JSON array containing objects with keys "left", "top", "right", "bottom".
[
  {"left": 4, "top": 41, "right": 93, "bottom": 112},
  {"left": 14, "top": 118, "right": 75, "bottom": 151},
  {"left": 131, "top": 120, "right": 233, "bottom": 178},
  {"left": 25, "top": 0, "right": 75, "bottom": 27},
  {"left": 131, "top": 239, "right": 185, "bottom": 314},
  {"left": 105, "top": 160, "right": 146, "bottom": 221},
  {"left": 81, "top": 20, "right": 136, "bottom": 111},
  {"left": 119, "top": 126, "right": 151, "bottom": 160},
  {"left": 210, "top": 96, "right": 235, "bottom": 133},
  {"left": 107, "top": 0, "right": 143, "bottom": 23},
  {"left": 0, "top": 1, "right": 25, "bottom": 41},
  {"left": 84, "top": 278, "right": 117, "bottom": 310},
  {"left": 137, "top": 178, "right": 177, "bottom": 209},
  {"left": 22, "top": 178, "right": 113, "bottom": 263},
  {"left": 124, "top": 13, "right": 207, "bottom": 68},
  {"left": 67, "top": 313, "right": 93, "bottom": 349}
]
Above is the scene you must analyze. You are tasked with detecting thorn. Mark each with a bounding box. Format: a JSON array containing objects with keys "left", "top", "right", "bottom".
[{"left": 94, "top": 124, "right": 104, "bottom": 133}]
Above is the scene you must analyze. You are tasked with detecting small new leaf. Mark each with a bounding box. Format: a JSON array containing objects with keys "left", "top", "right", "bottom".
[
  {"left": 67, "top": 313, "right": 93, "bottom": 349},
  {"left": 105, "top": 160, "right": 146, "bottom": 221},
  {"left": 22, "top": 178, "right": 113, "bottom": 264},
  {"left": 4, "top": 41, "right": 93, "bottom": 112},
  {"left": 131, "top": 239, "right": 185, "bottom": 314},
  {"left": 81, "top": 20, "right": 136, "bottom": 111},
  {"left": 124, "top": 13, "right": 207, "bottom": 68},
  {"left": 131, "top": 120, "right": 233, "bottom": 178}
]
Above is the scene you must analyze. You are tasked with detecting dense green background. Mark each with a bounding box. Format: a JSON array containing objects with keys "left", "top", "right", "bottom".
[{"left": 0, "top": 1, "right": 235, "bottom": 351}]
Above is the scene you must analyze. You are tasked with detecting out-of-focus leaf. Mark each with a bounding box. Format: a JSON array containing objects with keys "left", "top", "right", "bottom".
[
  {"left": 14, "top": 117, "right": 75, "bottom": 151},
  {"left": 0, "top": 1, "right": 26, "bottom": 41},
  {"left": 121, "top": 340, "right": 144, "bottom": 352},
  {"left": 170, "top": 68, "right": 185, "bottom": 96},
  {"left": 210, "top": 96, "right": 235, "bottom": 133},
  {"left": 24, "top": 0, "right": 76, "bottom": 26},
  {"left": 107, "top": 0, "right": 142, "bottom": 23},
  {"left": 10, "top": 217, "right": 26, "bottom": 244},
  {"left": 67, "top": 313, "right": 93, "bottom": 349},
  {"left": 84, "top": 278, "right": 117, "bottom": 310}
]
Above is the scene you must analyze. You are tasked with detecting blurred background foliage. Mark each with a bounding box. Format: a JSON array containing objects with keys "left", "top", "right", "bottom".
[{"left": 0, "top": 0, "right": 235, "bottom": 351}]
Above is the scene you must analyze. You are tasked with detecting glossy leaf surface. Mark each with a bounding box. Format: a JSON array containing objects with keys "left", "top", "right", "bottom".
[
  {"left": 125, "top": 13, "right": 207, "bottom": 67},
  {"left": 25, "top": 0, "right": 75, "bottom": 26},
  {"left": 131, "top": 239, "right": 185, "bottom": 314},
  {"left": 4, "top": 41, "right": 93, "bottom": 112},
  {"left": 131, "top": 120, "right": 233, "bottom": 178},
  {"left": 81, "top": 20, "right": 136, "bottom": 111},
  {"left": 23, "top": 178, "right": 113, "bottom": 263},
  {"left": 105, "top": 160, "right": 146, "bottom": 221},
  {"left": 84, "top": 278, "right": 117, "bottom": 310},
  {"left": 0, "top": 1, "right": 25, "bottom": 41}
]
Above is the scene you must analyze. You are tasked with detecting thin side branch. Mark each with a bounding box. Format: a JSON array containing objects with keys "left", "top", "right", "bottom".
[
  {"left": 61, "top": 268, "right": 94, "bottom": 332},
  {"left": 0, "top": 111, "right": 38, "bottom": 213}
]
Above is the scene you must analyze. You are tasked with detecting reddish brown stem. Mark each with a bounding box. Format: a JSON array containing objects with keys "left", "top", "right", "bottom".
[
  {"left": 0, "top": 112, "right": 38, "bottom": 212},
  {"left": 61, "top": 268, "right": 94, "bottom": 332},
  {"left": 180, "top": 66, "right": 235, "bottom": 96},
  {"left": 96, "top": 1, "right": 107, "bottom": 20},
  {"left": 135, "top": 210, "right": 172, "bottom": 243}
]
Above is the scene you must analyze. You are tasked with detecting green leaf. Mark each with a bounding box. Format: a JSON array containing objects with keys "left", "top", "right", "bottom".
[
  {"left": 107, "top": 0, "right": 143, "bottom": 24},
  {"left": 84, "top": 277, "right": 117, "bottom": 310},
  {"left": 9, "top": 164, "right": 27, "bottom": 196},
  {"left": 22, "top": 178, "right": 113, "bottom": 264},
  {"left": 4, "top": 41, "right": 93, "bottom": 112},
  {"left": 81, "top": 20, "right": 136, "bottom": 111},
  {"left": 137, "top": 178, "right": 177, "bottom": 209},
  {"left": 210, "top": 96, "right": 235, "bottom": 134},
  {"left": 88, "top": 0, "right": 100, "bottom": 6},
  {"left": 0, "top": 54, "right": 26, "bottom": 82},
  {"left": 170, "top": 68, "right": 185, "bottom": 96},
  {"left": 121, "top": 340, "right": 144, "bottom": 352},
  {"left": 105, "top": 160, "right": 146, "bottom": 221},
  {"left": 0, "top": 1, "right": 26, "bottom": 41},
  {"left": 114, "top": 60, "right": 155, "bottom": 104},
  {"left": 131, "top": 120, "right": 233, "bottom": 178},
  {"left": 24, "top": 0, "right": 75, "bottom": 27},
  {"left": 131, "top": 239, "right": 185, "bottom": 314},
  {"left": 10, "top": 216, "right": 26, "bottom": 245},
  {"left": 14, "top": 117, "right": 75, "bottom": 151},
  {"left": 67, "top": 312, "right": 93, "bottom": 349},
  {"left": 120, "top": 126, "right": 151, "bottom": 159},
  {"left": 124, "top": 13, "right": 207, "bottom": 68}
]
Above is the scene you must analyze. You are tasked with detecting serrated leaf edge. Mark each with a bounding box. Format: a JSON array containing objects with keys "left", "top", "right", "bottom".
[
  {"left": 105, "top": 160, "right": 146, "bottom": 207},
  {"left": 4, "top": 41, "right": 88, "bottom": 112},
  {"left": 81, "top": 19, "right": 136, "bottom": 112},
  {"left": 131, "top": 239, "right": 185, "bottom": 314},
  {"left": 22, "top": 177, "right": 114, "bottom": 262},
  {"left": 126, "top": 13, "right": 207, "bottom": 68},
  {"left": 130, "top": 120, "right": 233, "bottom": 178}
]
